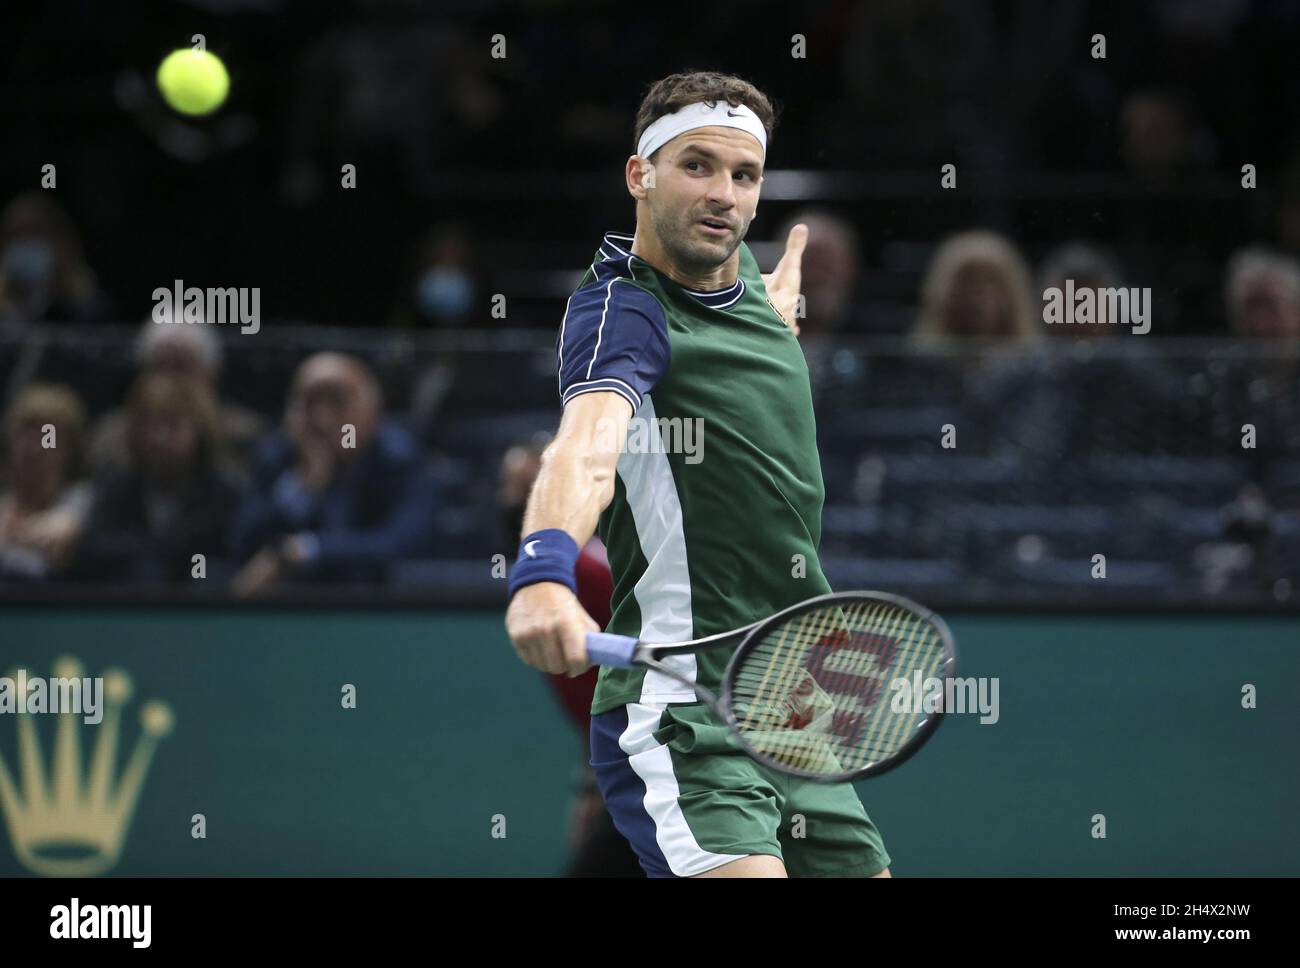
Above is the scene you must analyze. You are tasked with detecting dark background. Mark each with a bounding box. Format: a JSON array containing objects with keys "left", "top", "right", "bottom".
[{"left": 4, "top": 0, "right": 1300, "bottom": 329}]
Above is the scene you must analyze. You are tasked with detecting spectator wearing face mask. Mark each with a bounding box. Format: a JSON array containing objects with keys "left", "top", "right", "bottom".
[
  {"left": 0, "top": 193, "right": 107, "bottom": 332},
  {"left": 0, "top": 384, "right": 93, "bottom": 581},
  {"left": 393, "top": 223, "right": 480, "bottom": 441},
  {"left": 390, "top": 223, "right": 478, "bottom": 329},
  {"left": 230, "top": 352, "right": 439, "bottom": 594},
  {"left": 72, "top": 373, "right": 243, "bottom": 586}
]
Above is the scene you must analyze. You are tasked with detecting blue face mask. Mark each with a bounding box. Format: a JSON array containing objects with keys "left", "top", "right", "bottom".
[
  {"left": 415, "top": 268, "right": 473, "bottom": 322},
  {"left": 1, "top": 239, "right": 55, "bottom": 292}
]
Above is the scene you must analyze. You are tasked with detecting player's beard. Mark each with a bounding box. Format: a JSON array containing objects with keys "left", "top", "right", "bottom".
[{"left": 651, "top": 203, "right": 744, "bottom": 273}]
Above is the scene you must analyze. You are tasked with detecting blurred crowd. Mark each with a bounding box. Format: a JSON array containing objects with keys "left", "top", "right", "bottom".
[
  {"left": 5, "top": 186, "right": 1299, "bottom": 348},
  {"left": 4, "top": 0, "right": 1300, "bottom": 600},
  {"left": 0, "top": 332, "right": 440, "bottom": 592},
  {"left": 1, "top": 186, "right": 1297, "bottom": 601}
]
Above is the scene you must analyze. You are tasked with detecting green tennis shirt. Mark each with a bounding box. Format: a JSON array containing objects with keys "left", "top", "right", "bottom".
[{"left": 557, "top": 231, "right": 832, "bottom": 715}]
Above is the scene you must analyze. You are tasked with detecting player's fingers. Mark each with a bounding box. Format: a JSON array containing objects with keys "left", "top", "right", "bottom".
[
  {"left": 509, "top": 622, "right": 566, "bottom": 675},
  {"left": 510, "top": 631, "right": 542, "bottom": 670},
  {"left": 532, "top": 628, "right": 571, "bottom": 675},
  {"left": 771, "top": 223, "right": 808, "bottom": 287},
  {"left": 562, "top": 614, "right": 598, "bottom": 678},
  {"left": 784, "top": 222, "right": 809, "bottom": 261}
]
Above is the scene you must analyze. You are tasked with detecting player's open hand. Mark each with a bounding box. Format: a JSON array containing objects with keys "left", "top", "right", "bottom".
[
  {"left": 506, "top": 581, "right": 600, "bottom": 677},
  {"left": 761, "top": 223, "right": 808, "bottom": 337}
]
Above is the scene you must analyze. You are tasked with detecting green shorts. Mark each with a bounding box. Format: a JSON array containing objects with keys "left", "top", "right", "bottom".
[{"left": 590, "top": 700, "right": 892, "bottom": 877}]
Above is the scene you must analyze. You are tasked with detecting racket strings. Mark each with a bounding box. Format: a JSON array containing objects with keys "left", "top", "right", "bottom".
[{"left": 729, "top": 600, "right": 949, "bottom": 777}]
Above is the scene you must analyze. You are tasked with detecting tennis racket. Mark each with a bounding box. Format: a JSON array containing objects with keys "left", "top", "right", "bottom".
[{"left": 585, "top": 590, "right": 956, "bottom": 783}]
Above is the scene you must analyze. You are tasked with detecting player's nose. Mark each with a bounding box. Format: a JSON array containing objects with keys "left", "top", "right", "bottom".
[{"left": 704, "top": 175, "right": 738, "bottom": 208}]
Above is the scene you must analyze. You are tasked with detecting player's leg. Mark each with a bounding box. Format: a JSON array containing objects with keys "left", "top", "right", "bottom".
[
  {"left": 565, "top": 764, "right": 646, "bottom": 877},
  {"left": 777, "top": 775, "right": 893, "bottom": 878},
  {"left": 590, "top": 700, "right": 786, "bottom": 877},
  {"left": 693, "top": 854, "right": 787, "bottom": 877}
]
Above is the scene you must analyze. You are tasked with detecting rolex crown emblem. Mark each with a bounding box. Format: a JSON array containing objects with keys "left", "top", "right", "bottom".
[{"left": 0, "top": 657, "right": 173, "bottom": 877}]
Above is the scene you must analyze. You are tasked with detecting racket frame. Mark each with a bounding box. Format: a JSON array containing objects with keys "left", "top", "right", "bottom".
[
  {"left": 632, "top": 590, "right": 958, "bottom": 784},
  {"left": 724, "top": 590, "right": 957, "bottom": 783}
]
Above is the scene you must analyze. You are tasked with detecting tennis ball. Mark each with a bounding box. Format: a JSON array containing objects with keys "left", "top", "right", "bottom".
[{"left": 156, "top": 49, "right": 229, "bottom": 117}]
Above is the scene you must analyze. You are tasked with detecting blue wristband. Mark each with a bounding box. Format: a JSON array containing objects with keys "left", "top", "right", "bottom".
[{"left": 508, "top": 528, "right": 580, "bottom": 597}]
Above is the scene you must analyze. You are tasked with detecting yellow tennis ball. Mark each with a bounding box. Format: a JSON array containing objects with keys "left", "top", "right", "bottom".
[{"left": 156, "top": 48, "right": 229, "bottom": 117}]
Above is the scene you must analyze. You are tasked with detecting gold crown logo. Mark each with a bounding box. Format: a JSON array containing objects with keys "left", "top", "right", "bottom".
[{"left": 0, "top": 657, "right": 173, "bottom": 877}]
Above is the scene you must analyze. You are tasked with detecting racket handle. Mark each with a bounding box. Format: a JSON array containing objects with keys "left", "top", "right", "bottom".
[{"left": 585, "top": 632, "right": 639, "bottom": 668}]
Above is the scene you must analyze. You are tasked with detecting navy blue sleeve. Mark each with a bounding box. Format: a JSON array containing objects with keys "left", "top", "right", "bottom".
[{"left": 557, "top": 279, "right": 669, "bottom": 413}]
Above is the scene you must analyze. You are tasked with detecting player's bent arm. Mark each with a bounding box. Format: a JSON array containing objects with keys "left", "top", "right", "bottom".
[{"left": 505, "top": 391, "right": 632, "bottom": 677}]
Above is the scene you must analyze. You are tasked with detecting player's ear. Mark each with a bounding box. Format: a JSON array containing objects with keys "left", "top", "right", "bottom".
[{"left": 626, "top": 155, "right": 654, "bottom": 199}]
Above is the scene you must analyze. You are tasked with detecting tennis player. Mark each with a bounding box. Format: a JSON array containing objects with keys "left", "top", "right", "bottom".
[{"left": 505, "top": 70, "right": 891, "bottom": 878}]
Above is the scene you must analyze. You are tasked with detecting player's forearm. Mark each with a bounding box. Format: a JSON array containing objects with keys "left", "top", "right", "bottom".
[{"left": 520, "top": 440, "right": 616, "bottom": 547}]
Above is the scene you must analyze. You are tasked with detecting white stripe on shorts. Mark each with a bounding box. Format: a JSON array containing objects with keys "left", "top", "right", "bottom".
[{"left": 618, "top": 700, "right": 748, "bottom": 877}]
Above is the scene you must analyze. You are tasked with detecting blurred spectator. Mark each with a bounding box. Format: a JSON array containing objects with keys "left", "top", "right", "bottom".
[
  {"left": 230, "top": 352, "right": 438, "bottom": 594},
  {"left": 71, "top": 374, "right": 242, "bottom": 586},
  {"left": 1037, "top": 242, "right": 1126, "bottom": 339},
  {"left": 1225, "top": 247, "right": 1300, "bottom": 340},
  {"left": 0, "top": 384, "right": 91, "bottom": 581},
  {"left": 777, "top": 210, "right": 868, "bottom": 336},
  {"left": 498, "top": 435, "right": 547, "bottom": 547},
  {"left": 1223, "top": 248, "right": 1300, "bottom": 470},
  {"left": 391, "top": 223, "right": 479, "bottom": 329},
  {"left": 397, "top": 223, "right": 480, "bottom": 440},
  {"left": 1113, "top": 90, "right": 1222, "bottom": 334},
  {"left": 87, "top": 318, "right": 266, "bottom": 478},
  {"left": 1120, "top": 88, "right": 1215, "bottom": 179},
  {"left": 914, "top": 230, "right": 1038, "bottom": 343},
  {"left": 0, "top": 193, "right": 106, "bottom": 331}
]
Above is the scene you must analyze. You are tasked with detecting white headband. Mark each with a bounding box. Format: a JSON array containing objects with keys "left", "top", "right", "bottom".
[{"left": 636, "top": 100, "right": 767, "bottom": 161}]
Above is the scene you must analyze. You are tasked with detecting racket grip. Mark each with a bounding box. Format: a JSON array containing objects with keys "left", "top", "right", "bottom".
[{"left": 585, "top": 632, "right": 639, "bottom": 668}]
